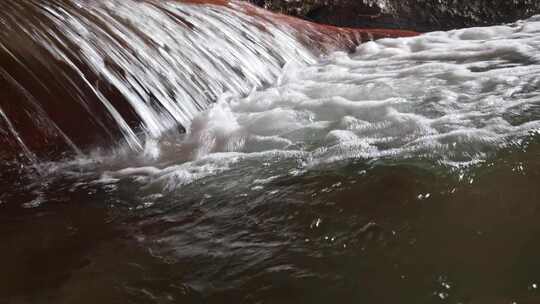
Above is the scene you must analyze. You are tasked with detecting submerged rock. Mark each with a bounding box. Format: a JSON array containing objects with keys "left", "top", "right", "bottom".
[{"left": 246, "top": 0, "right": 540, "bottom": 31}]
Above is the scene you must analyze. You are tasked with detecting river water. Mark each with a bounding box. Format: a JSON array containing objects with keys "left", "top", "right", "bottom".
[{"left": 2, "top": 2, "right": 540, "bottom": 303}]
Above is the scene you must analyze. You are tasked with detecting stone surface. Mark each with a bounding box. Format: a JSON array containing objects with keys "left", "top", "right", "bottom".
[{"left": 247, "top": 0, "right": 540, "bottom": 31}]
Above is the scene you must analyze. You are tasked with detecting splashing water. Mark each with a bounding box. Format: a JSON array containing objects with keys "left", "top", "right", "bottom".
[
  {"left": 210, "top": 17, "right": 540, "bottom": 167},
  {"left": 97, "top": 15, "right": 540, "bottom": 189},
  {"left": 0, "top": 0, "right": 318, "bottom": 159}
]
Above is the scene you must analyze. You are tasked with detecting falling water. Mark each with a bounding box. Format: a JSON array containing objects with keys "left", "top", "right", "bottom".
[{"left": 0, "top": 0, "right": 323, "bottom": 160}]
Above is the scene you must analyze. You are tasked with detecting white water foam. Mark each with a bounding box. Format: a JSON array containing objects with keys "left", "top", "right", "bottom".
[
  {"left": 42, "top": 16, "right": 540, "bottom": 190},
  {"left": 176, "top": 16, "right": 540, "bottom": 164}
]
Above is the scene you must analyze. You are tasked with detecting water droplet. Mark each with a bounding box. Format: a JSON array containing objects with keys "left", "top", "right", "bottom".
[
  {"left": 22, "top": 198, "right": 42, "bottom": 209},
  {"left": 310, "top": 218, "right": 322, "bottom": 229},
  {"left": 437, "top": 292, "right": 449, "bottom": 300},
  {"left": 417, "top": 193, "right": 431, "bottom": 200},
  {"left": 136, "top": 202, "right": 154, "bottom": 210}
]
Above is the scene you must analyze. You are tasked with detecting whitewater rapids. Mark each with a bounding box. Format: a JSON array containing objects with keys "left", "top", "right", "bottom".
[{"left": 78, "top": 15, "right": 540, "bottom": 190}]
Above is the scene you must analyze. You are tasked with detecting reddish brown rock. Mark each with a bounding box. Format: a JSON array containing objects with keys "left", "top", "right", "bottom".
[
  {"left": 246, "top": 0, "right": 540, "bottom": 32},
  {"left": 184, "top": 0, "right": 417, "bottom": 53}
]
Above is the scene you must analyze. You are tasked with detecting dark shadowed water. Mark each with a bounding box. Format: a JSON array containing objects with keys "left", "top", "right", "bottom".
[{"left": 3, "top": 139, "right": 540, "bottom": 304}]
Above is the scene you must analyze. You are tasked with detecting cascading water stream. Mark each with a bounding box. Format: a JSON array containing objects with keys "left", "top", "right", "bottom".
[
  {"left": 2, "top": 0, "right": 411, "bottom": 162},
  {"left": 0, "top": 0, "right": 316, "bottom": 160}
]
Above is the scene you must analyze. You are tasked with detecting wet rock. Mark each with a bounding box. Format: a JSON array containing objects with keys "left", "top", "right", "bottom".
[{"left": 246, "top": 0, "right": 540, "bottom": 32}]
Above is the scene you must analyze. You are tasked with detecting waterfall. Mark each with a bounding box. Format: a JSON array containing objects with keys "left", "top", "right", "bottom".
[
  {"left": 0, "top": 0, "right": 320, "bottom": 161},
  {"left": 0, "top": 0, "right": 416, "bottom": 162}
]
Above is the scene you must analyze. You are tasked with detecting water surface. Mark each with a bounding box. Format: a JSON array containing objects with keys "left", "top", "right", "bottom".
[{"left": 3, "top": 11, "right": 540, "bottom": 304}]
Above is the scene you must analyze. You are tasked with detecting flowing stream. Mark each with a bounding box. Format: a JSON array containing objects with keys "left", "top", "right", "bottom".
[{"left": 2, "top": 1, "right": 540, "bottom": 303}]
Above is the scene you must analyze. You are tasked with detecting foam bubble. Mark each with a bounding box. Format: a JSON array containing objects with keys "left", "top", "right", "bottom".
[{"left": 175, "top": 16, "right": 540, "bottom": 168}]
